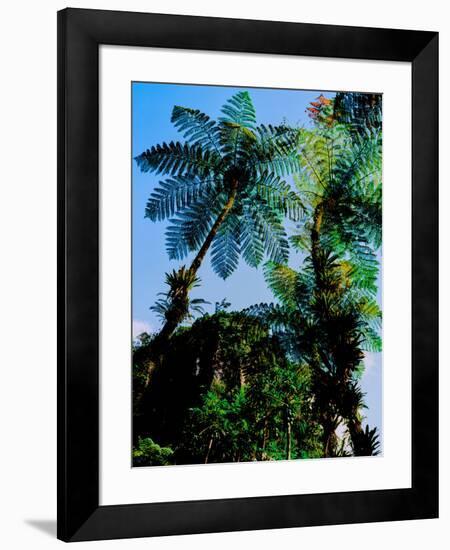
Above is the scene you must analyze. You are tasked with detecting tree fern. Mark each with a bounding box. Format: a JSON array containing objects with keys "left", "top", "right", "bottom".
[
  {"left": 253, "top": 100, "right": 383, "bottom": 456},
  {"left": 136, "top": 91, "right": 304, "bottom": 282}
]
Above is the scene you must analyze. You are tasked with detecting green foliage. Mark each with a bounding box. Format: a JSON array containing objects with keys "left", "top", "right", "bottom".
[
  {"left": 134, "top": 311, "right": 324, "bottom": 463},
  {"left": 175, "top": 326, "right": 322, "bottom": 463},
  {"left": 179, "top": 385, "right": 255, "bottom": 463},
  {"left": 257, "top": 244, "right": 381, "bottom": 456},
  {"left": 133, "top": 91, "right": 383, "bottom": 463},
  {"left": 132, "top": 437, "right": 174, "bottom": 467}
]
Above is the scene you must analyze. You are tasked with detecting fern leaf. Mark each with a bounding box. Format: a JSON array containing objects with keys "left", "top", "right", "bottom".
[
  {"left": 263, "top": 262, "right": 298, "bottom": 308},
  {"left": 220, "top": 91, "right": 256, "bottom": 128},
  {"left": 171, "top": 106, "right": 222, "bottom": 153},
  {"left": 135, "top": 141, "right": 222, "bottom": 178},
  {"left": 165, "top": 193, "right": 223, "bottom": 260},
  {"left": 219, "top": 92, "right": 257, "bottom": 164},
  {"left": 254, "top": 171, "right": 304, "bottom": 221},
  {"left": 211, "top": 214, "right": 241, "bottom": 279},
  {"left": 243, "top": 199, "right": 289, "bottom": 266},
  {"left": 145, "top": 175, "right": 219, "bottom": 221}
]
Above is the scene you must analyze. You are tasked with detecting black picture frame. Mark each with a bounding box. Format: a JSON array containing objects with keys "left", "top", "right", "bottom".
[{"left": 57, "top": 8, "right": 438, "bottom": 542}]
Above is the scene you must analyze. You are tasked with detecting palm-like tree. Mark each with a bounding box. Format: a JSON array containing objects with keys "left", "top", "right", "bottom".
[
  {"left": 260, "top": 251, "right": 381, "bottom": 456},
  {"left": 135, "top": 91, "right": 304, "bottom": 338},
  {"left": 250, "top": 112, "right": 383, "bottom": 456}
]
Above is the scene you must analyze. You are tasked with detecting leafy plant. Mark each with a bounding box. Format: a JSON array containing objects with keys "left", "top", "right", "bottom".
[{"left": 132, "top": 437, "right": 174, "bottom": 467}]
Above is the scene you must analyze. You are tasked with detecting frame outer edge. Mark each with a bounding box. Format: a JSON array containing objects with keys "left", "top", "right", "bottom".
[
  {"left": 57, "top": 8, "right": 68, "bottom": 541},
  {"left": 57, "top": 8, "right": 439, "bottom": 541},
  {"left": 411, "top": 33, "right": 439, "bottom": 518},
  {"left": 57, "top": 8, "right": 101, "bottom": 541}
]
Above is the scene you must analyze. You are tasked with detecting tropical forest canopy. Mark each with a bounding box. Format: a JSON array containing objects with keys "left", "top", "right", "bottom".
[{"left": 132, "top": 88, "right": 382, "bottom": 466}]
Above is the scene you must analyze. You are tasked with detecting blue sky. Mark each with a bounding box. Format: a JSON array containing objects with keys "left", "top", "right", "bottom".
[{"left": 132, "top": 82, "right": 382, "bottom": 440}]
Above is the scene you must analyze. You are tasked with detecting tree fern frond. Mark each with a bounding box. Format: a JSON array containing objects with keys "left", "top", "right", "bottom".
[
  {"left": 253, "top": 171, "right": 305, "bottom": 222},
  {"left": 135, "top": 141, "right": 223, "bottom": 178},
  {"left": 219, "top": 92, "right": 257, "bottom": 164},
  {"left": 360, "top": 327, "right": 382, "bottom": 352},
  {"left": 250, "top": 124, "right": 300, "bottom": 174},
  {"left": 333, "top": 128, "right": 382, "bottom": 191},
  {"left": 164, "top": 222, "right": 191, "bottom": 261},
  {"left": 297, "top": 131, "right": 334, "bottom": 186},
  {"left": 145, "top": 175, "right": 221, "bottom": 221},
  {"left": 239, "top": 204, "right": 265, "bottom": 268},
  {"left": 252, "top": 148, "right": 301, "bottom": 178},
  {"left": 294, "top": 171, "right": 323, "bottom": 209},
  {"left": 244, "top": 302, "right": 293, "bottom": 330},
  {"left": 346, "top": 242, "right": 379, "bottom": 295},
  {"left": 171, "top": 106, "right": 222, "bottom": 153},
  {"left": 165, "top": 193, "right": 223, "bottom": 260},
  {"left": 220, "top": 91, "right": 256, "bottom": 128},
  {"left": 189, "top": 298, "right": 210, "bottom": 317},
  {"left": 219, "top": 122, "right": 257, "bottom": 165},
  {"left": 241, "top": 199, "right": 289, "bottom": 267},
  {"left": 255, "top": 124, "right": 299, "bottom": 152},
  {"left": 211, "top": 214, "right": 241, "bottom": 279},
  {"left": 263, "top": 262, "right": 299, "bottom": 308},
  {"left": 357, "top": 298, "right": 382, "bottom": 325}
]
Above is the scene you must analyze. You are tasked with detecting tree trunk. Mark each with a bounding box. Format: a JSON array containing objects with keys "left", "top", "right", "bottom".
[
  {"left": 311, "top": 202, "right": 324, "bottom": 281},
  {"left": 322, "top": 419, "right": 337, "bottom": 458},
  {"left": 204, "top": 437, "right": 214, "bottom": 464},
  {"left": 189, "top": 181, "right": 238, "bottom": 276},
  {"left": 256, "top": 418, "right": 269, "bottom": 461},
  {"left": 286, "top": 420, "right": 292, "bottom": 460},
  {"left": 159, "top": 179, "right": 239, "bottom": 341},
  {"left": 311, "top": 202, "right": 336, "bottom": 457}
]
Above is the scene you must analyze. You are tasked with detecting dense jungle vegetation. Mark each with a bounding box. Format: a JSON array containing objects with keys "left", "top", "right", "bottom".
[{"left": 132, "top": 90, "right": 382, "bottom": 466}]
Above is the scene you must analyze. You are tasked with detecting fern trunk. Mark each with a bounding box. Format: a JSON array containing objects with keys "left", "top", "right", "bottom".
[
  {"left": 286, "top": 420, "right": 292, "bottom": 460},
  {"left": 311, "top": 202, "right": 337, "bottom": 456},
  {"left": 322, "top": 417, "right": 338, "bottom": 458},
  {"left": 159, "top": 179, "right": 239, "bottom": 340},
  {"left": 189, "top": 179, "right": 239, "bottom": 276},
  {"left": 347, "top": 417, "right": 363, "bottom": 450},
  {"left": 310, "top": 201, "right": 370, "bottom": 458},
  {"left": 310, "top": 202, "right": 324, "bottom": 281}
]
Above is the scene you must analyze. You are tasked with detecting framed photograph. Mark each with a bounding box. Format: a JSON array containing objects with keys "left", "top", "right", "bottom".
[{"left": 57, "top": 8, "right": 438, "bottom": 542}]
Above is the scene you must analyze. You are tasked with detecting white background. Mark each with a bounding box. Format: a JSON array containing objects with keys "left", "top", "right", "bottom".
[
  {"left": 100, "top": 46, "right": 411, "bottom": 505},
  {"left": 0, "top": 0, "right": 447, "bottom": 548}
]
